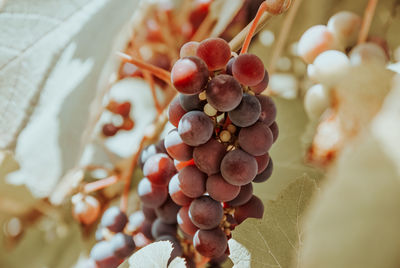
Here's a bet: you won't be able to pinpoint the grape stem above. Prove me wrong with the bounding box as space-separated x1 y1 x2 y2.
84 175 120 193
357 0 379 44
240 2 267 54
116 51 172 86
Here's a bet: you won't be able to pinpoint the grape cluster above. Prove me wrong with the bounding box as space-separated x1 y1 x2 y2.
90 207 136 268
102 100 135 137
136 37 278 264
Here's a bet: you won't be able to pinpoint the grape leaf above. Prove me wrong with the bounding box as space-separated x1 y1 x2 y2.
229 175 318 268
2 0 140 198
129 241 175 268
298 132 400 268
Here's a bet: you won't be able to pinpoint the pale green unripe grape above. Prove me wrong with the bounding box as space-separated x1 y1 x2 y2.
349 43 388 66
327 11 362 48
304 84 331 120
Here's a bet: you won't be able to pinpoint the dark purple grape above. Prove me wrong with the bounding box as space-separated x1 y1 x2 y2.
168 174 193 206
141 204 157 221
220 149 257 186
156 235 183 261
177 206 198 237
101 206 128 233
164 129 193 161
193 138 226 175
151 218 177 238
253 158 273 183
232 54 265 86
137 177 168 208
228 93 261 127
178 111 214 146
168 97 186 128
234 195 264 224
140 219 154 240
225 57 235 75
110 233 136 259
171 56 209 95
206 174 240 202
189 196 223 229
269 121 279 143
196 38 231 71
178 166 207 198
238 122 273 156
179 93 205 111
225 183 253 207
193 228 228 258
250 70 269 94
206 74 243 112
255 153 270 174
143 153 176 186
90 241 121 268
257 95 277 126
155 197 181 224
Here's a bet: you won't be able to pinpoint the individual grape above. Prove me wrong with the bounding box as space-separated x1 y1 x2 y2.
209 254 228 266
257 95 277 126
253 158 273 183
193 228 228 258
180 41 200 58
327 11 361 48
164 129 193 161
151 218 177 238
225 183 253 207
178 166 207 198
238 122 273 156
95 228 104 241
102 123 119 137
179 93 205 111
349 42 387 66
221 149 257 186
234 195 264 224
225 57 235 75
206 74 243 112
193 138 226 175
143 153 176 186
367 36 390 59
101 206 128 233
140 219 154 240
141 204 157 221
250 70 269 94
232 54 265 86
171 56 209 95
255 153 270 174
189 196 223 229
137 178 168 208
312 50 350 86
71 193 100 225
168 97 186 128
177 206 198 237
126 211 146 234
168 174 193 206
228 93 261 127
196 38 231 71
297 25 339 64
110 233 136 259
206 174 240 202
155 197 181 224
138 144 158 169
90 241 121 268
178 111 214 146
269 121 279 143
156 235 183 261
304 84 330 119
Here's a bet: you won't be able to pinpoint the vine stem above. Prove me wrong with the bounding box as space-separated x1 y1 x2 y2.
268 0 303 74
84 175 120 194
357 0 379 44
116 51 172 86
240 2 267 54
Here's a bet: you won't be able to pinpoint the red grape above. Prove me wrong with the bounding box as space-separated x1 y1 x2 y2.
193 228 227 258
234 195 264 224
189 196 223 230
238 122 273 156
221 149 257 186
196 38 231 71
228 93 261 127
178 165 206 198
178 111 214 146
206 74 243 112
137 178 168 208
232 54 265 86
206 174 240 202
143 153 176 186
193 138 226 175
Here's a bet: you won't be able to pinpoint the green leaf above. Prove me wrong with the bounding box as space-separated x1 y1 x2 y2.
298 133 400 268
229 175 318 268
